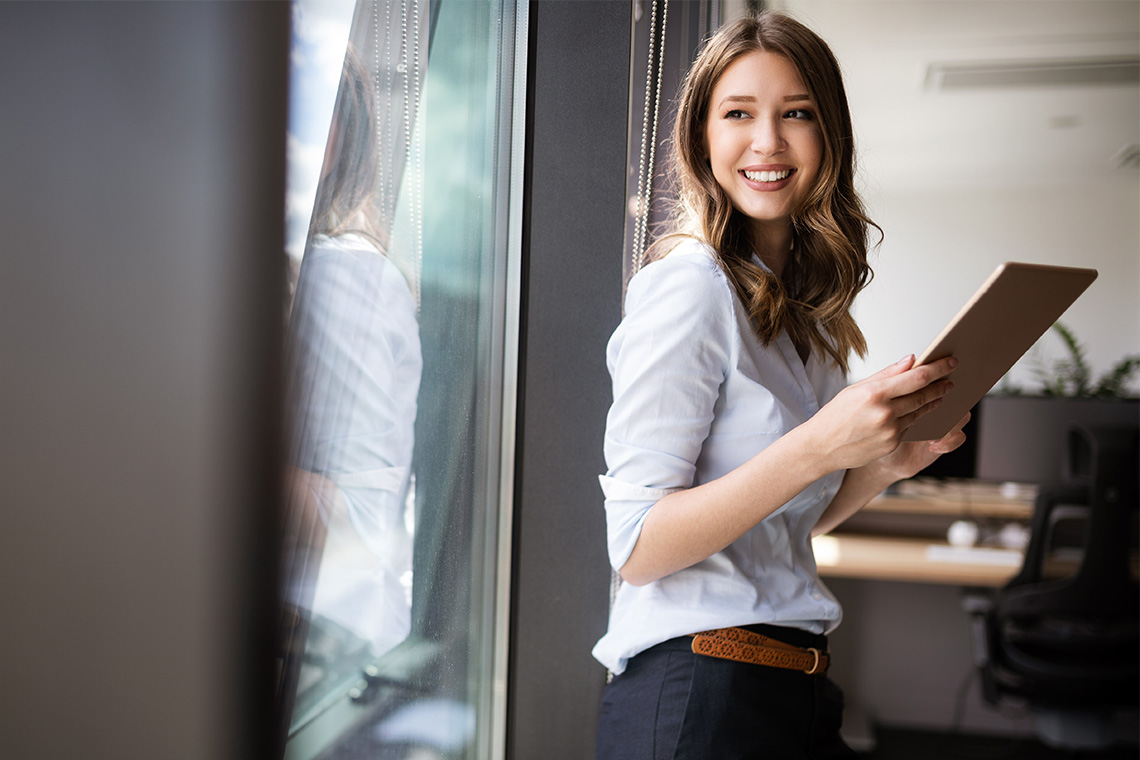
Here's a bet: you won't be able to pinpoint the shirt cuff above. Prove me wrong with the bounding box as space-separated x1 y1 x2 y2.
598 474 682 571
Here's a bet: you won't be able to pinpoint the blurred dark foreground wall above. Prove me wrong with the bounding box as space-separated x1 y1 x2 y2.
0 3 288 758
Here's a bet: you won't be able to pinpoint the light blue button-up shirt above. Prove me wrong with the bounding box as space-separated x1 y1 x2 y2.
593 238 847 675
286 233 421 657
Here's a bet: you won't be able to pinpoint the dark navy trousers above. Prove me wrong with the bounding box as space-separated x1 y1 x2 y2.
596 624 857 760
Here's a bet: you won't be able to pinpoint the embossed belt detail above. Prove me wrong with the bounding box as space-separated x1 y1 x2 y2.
689 627 829 675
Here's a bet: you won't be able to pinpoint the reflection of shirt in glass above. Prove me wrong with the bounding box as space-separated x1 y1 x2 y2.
593 239 847 676
287 232 421 657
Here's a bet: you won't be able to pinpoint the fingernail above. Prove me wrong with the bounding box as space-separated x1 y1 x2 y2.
898 354 913 366
948 357 959 369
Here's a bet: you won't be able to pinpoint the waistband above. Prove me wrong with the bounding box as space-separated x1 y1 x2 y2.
645 623 827 653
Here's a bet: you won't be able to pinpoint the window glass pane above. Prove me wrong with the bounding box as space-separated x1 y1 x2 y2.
276 1 521 757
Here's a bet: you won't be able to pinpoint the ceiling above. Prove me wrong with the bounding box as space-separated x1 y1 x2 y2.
763 0 1140 191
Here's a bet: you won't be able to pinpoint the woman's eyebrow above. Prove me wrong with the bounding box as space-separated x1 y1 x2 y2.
717 94 756 107
716 93 813 108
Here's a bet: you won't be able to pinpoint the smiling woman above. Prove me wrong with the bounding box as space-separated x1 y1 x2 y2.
593 12 969 758
657 10 875 373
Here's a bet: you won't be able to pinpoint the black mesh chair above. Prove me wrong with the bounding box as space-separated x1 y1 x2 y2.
979 424 1139 751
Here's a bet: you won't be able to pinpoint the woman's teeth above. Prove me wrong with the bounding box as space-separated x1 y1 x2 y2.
743 169 790 183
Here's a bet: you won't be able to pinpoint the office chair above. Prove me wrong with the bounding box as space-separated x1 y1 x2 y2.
976 424 1139 751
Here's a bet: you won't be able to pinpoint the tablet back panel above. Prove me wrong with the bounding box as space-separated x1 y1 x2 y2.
903 262 1098 442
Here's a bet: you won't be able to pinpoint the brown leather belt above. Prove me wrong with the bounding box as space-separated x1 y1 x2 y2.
689 627 829 675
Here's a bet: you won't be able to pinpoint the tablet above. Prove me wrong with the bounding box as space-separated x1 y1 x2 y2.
902 262 1098 442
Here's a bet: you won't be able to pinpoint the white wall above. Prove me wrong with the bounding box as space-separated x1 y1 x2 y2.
852 175 1140 392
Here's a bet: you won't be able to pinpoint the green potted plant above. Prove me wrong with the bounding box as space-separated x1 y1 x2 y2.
1017 323 1139 399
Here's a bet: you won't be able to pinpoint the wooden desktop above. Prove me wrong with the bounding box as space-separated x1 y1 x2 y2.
814 479 1035 587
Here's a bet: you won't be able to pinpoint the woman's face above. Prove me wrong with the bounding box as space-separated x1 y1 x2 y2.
705 51 823 240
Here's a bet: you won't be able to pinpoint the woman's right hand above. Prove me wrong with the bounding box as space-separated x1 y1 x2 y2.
802 354 958 474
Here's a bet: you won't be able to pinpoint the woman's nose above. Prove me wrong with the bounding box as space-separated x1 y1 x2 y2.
751 118 785 156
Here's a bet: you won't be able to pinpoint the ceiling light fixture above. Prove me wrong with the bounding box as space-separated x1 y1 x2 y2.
926 57 1140 91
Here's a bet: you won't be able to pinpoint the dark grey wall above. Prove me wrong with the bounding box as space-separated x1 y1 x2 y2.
508 1 631 757
0 3 287 758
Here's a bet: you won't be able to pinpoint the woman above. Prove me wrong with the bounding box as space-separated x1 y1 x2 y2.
284 44 421 660
594 12 967 759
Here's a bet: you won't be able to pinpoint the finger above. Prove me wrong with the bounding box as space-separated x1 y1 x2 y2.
928 412 971 453
896 393 944 431
895 378 954 419
855 355 915 386
881 356 958 398
929 428 967 455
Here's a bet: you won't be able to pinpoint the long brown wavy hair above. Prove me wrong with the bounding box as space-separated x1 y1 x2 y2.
650 12 879 373
310 44 386 253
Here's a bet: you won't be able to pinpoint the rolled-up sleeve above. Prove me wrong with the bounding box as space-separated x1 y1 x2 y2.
601 248 734 570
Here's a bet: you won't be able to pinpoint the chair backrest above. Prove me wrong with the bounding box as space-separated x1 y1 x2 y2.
984 424 1139 708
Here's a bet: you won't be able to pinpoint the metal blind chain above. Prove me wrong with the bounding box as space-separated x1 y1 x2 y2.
401 0 424 312
630 0 669 276
411 0 423 312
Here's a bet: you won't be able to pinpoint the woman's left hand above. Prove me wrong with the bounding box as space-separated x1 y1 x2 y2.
875 412 971 482
811 411 971 538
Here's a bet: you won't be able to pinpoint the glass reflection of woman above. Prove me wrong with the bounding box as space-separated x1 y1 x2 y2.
285 44 421 659
594 13 968 759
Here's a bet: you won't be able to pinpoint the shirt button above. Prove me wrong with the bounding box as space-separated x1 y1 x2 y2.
811 591 823 601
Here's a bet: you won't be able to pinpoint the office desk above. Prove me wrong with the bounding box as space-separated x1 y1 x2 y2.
813 533 1023 586
814 482 1035 587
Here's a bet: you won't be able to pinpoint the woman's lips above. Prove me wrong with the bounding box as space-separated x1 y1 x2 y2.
740 167 794 190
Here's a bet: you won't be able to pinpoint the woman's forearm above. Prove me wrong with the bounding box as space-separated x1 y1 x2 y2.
618 424 829 586
810 461 894 538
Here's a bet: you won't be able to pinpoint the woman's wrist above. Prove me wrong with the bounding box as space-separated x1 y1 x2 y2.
851 454 904 494
779 419 841 483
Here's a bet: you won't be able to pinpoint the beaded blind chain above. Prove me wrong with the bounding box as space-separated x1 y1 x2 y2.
629 0 669 277
365 0 422 312
368 0 424 313
406 0 424 313
372 1 388 223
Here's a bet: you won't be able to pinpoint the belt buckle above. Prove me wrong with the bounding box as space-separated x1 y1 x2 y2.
803 647 822 675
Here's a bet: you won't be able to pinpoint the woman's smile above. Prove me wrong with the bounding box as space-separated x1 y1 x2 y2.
738 166 793 182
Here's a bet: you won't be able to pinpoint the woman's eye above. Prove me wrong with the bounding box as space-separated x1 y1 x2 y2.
724 109 749 120
785 108 814 120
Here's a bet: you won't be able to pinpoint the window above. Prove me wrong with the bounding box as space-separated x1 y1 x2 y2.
275 1 526 756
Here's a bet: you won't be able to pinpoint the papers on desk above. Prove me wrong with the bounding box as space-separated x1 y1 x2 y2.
924 544 1023 567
